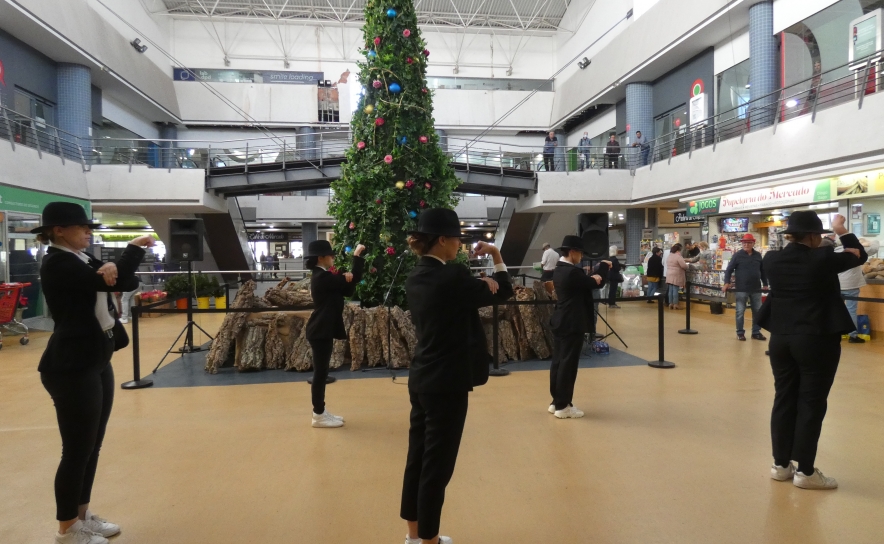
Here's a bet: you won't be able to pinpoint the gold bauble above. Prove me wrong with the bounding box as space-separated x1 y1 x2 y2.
364 104 374 114
395 181 405 189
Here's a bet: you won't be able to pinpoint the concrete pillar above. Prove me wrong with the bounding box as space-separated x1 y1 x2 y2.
56 63 91 158
625 83 654 167
626 208 646 264
299 126 317 160
158 123 178 169
302 222 318 249
435 129 448 153
749 1 778 131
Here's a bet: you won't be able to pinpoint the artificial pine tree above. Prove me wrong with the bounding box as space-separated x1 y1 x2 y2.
328 0 460 308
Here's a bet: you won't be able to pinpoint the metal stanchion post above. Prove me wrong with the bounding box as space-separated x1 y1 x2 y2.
679 280 698 335
121 306 154 389
489 303 509 376
649 292 676 369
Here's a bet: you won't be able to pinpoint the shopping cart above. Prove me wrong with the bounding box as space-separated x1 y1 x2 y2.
0 282 31 349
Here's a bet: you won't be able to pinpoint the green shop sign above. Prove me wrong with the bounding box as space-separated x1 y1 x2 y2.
0 185 91 217
687 198 720 216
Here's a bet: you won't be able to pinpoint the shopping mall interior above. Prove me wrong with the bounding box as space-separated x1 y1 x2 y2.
2 0 884 542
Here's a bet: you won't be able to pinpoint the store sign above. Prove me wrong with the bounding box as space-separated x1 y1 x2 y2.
174 68 324 85
0 185 91 217
674 211 702 224
850 10 881 63
687 198 720 216
689 93 707 126
717 181 831 213
248 232 288 241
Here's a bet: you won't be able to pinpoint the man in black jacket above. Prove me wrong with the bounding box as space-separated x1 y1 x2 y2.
723 233 768 341
548 235 610 419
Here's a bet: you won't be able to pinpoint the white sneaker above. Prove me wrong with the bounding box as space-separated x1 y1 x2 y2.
81 512 121 538
793 468 838 490
405 536 452 544
324 410 345 422
312 411 344 428
554 406 585 419
119 318 129 324
55 521 108 544
548 404 555 414
770 463 796 481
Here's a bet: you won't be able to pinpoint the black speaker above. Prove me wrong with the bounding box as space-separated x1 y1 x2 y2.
576 213 609 259
169 218 205 262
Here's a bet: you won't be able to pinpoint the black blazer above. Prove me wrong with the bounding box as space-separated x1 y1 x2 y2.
646 254 664 278
550 260 609 337
758 234 867 335
39 245 145 373
406 257 513 394
305 256 365 340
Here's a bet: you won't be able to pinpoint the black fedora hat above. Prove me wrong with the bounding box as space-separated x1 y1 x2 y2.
557 235 585 253
408 208 470 238
782 210 832 235
305 239 335 258
30 202 100 234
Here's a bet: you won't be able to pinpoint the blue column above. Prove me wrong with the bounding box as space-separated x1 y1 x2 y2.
56 63 91 158
299 126 317 160
625 83 653 168
626 208 646 264
159 123 177 168
749 1 778 131
302 222 318 249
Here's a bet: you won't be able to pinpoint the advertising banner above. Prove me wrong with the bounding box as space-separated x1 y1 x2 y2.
174 68 324 85
717 181 831 214
0 185 91 217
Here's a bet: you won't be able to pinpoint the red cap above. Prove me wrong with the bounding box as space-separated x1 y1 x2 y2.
740 234 756 242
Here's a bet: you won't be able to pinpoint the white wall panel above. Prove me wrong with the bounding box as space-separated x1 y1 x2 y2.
773 0 841 33
86 0 172 73
555 0 633 91
174 82 318 124
565 108 617 145
714 28 750 74
433 90 553 129
102 95 160 139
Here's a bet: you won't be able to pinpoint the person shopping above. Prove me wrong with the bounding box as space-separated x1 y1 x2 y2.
759 212 866 490
34 202 153 544
549 235 609 419
645 247 664 303
304 240 366 428
400 208 513 544
665 244 688 309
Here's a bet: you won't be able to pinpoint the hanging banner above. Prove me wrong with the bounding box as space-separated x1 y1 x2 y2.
174 68 324 85
0 185 91 217
717 180 831 213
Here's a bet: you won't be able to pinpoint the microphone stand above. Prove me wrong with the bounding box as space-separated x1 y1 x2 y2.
364 251 409 380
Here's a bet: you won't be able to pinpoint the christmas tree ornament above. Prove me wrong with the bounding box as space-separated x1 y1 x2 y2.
367 50 377 59
349 222 356 229
420 200 426 207
389 82 402 93
423 49 430 57
403 29 411 37
370 267 377 273
405 180 415 188
356 141 366 150
406 57 413 64
397 136 407 145
345 246 352 253
395 181 405 189
372 79 382 89
364 104 374 114
419 135 428 144
386 8 397 17
384 154 393 164
409 211 417 218
386 247 396 255
375 198 382 204
374 36 381 46
375 117 385 126
421 87 428 94
425 182 432 189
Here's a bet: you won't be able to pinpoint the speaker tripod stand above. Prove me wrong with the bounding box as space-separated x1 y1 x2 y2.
152 260 215 374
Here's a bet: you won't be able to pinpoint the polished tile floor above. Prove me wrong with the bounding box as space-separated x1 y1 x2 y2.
2 304 883 543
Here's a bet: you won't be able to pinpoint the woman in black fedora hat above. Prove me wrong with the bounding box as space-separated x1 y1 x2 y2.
548 235 610 418
399 208 513 544
304 239 365 428
758 211 866 490
33 202 154 544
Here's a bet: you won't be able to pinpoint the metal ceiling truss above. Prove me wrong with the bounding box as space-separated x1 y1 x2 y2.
155 0 571 32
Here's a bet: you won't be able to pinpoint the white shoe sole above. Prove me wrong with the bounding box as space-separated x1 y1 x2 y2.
312 420 344 428
548 404 555 414
770 467 795 481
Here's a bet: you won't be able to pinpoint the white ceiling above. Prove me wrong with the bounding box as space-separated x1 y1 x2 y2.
156 0 571 32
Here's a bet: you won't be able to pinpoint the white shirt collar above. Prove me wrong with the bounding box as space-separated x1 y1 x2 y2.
51 243 90 264
425 254 446 265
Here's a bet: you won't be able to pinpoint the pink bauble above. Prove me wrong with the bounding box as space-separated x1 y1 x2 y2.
357 141 366 150
406 57 413 65
372 79 382 89
423 49 430 57
370 267 377 273
403 29 411 37
376 118 385 126
419 200 426 208
384 154 393 164
386 247 395 255
376 199 382 204
424 182 432 189
349 222 355 230
374 37 381 46
405 180 415 189
421 88 428 94
419 135 428 144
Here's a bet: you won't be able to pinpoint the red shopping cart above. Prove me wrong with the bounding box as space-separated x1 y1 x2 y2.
0 282 31 349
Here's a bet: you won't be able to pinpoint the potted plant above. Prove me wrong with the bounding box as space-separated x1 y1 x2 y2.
211 277 227 309
164 274 192 310
193 273 214 310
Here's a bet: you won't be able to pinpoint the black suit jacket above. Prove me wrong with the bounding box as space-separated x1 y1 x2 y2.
39 245 145 373
406 257 513 394
758 234 867 335
305 256 365 340
550 260 609 337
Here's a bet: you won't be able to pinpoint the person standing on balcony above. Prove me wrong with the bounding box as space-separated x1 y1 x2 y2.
604 133 620 168
540 242 559 282
543 131 558 171
577 132 591 170
723 233 768 341
631 130 649 166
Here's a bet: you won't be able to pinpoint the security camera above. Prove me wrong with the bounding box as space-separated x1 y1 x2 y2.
130 38 148 53
578 57 591 69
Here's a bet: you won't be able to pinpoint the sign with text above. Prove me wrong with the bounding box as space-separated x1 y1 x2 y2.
686 198 721 216
689 93 707 126
174 68 324 85
674 211 703 224
0 186 91 217
717 181 831 214
850 10 881 64
248 232 289 241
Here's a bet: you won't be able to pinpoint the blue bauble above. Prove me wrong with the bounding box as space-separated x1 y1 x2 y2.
345 245 352 253
408 211 417 218
386 8 397 17
367 50 377 59
389 82 402 93
397 136 407 145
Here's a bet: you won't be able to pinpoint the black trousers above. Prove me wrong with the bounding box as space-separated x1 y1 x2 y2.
606 154 619 168
41 348 115 521
308 338 334 414
543 153 554 171
540 270 554 282
607 281 620 305
769 333 841 471
400 391 469 540
550 333 584 410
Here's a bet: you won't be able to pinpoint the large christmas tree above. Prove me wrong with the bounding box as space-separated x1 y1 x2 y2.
328 0 461 308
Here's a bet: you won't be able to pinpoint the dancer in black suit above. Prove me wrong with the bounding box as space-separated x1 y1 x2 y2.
400 208 513 544
304 240 365 428
759 212 866 489
548 235 610 419
34 202 153 544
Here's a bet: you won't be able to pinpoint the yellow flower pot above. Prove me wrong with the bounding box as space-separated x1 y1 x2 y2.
196 296 211 310
214 296 227 309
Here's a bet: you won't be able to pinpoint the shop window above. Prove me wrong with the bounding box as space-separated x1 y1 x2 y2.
716 59 751 119
653 106 688 161
11 89 56 151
